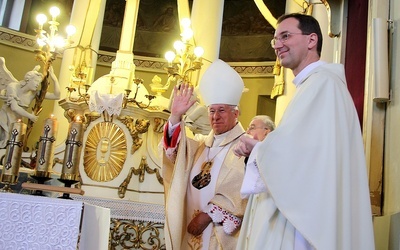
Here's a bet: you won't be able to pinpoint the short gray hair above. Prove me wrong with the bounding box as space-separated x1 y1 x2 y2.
252 115 275 131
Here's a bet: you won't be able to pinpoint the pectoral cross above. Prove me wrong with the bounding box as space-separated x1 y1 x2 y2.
4 129 23 170
65 128 82 169
38 125 55 165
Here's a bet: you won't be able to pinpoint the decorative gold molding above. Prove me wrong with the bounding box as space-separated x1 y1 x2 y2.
118 116 150 154
118 156 163 199
110 219 165 250
320 0 342 38
153 118 167 133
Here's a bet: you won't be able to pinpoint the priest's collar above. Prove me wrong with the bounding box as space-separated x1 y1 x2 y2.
293 60 327 87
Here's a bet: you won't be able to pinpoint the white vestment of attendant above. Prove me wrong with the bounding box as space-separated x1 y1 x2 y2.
237 63 375 250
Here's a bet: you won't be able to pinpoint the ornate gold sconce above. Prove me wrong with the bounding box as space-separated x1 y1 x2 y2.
123 78 156 109
66 46 96 104
118 116 150 154
164 18 204 87
118 156 163 199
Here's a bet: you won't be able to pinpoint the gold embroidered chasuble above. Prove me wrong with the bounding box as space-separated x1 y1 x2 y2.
162 121 247 250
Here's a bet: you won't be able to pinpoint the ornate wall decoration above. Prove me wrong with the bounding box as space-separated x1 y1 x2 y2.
118 156 163 199
110 219 165 250
83 122 127 182
118 116 150 154
153 118 167 133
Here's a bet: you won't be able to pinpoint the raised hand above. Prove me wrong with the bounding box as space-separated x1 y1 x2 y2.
169 83 197 125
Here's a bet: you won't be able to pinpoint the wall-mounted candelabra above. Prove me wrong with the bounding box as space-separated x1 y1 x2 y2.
66 46 95 104
164 18 204 86
123 78 156 109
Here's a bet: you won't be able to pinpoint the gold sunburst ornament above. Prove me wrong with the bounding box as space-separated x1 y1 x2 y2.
84 122 127 182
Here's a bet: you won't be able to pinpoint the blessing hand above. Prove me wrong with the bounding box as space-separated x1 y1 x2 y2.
169 83 196 125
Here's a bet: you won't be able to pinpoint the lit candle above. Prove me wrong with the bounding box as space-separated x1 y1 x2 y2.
34 115 58 178
1 120 27 185
61 116 83 181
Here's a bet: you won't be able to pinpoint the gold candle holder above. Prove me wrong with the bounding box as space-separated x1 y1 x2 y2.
1 120 27 192
33 115 58 179
58 116 83 199
60 116 83 182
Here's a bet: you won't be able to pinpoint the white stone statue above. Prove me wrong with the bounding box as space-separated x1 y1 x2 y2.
0 57 61 148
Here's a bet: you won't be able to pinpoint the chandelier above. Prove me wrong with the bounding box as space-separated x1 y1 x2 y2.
34 6 76 63
164 18 204 86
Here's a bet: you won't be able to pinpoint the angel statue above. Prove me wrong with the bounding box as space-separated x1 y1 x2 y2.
0 57 60 148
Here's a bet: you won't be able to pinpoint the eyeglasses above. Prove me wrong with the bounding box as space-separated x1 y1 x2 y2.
247 126 268 131
270 32 310 48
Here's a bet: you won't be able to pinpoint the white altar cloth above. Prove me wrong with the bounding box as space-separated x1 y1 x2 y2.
0 193 82 250
0 193 110 250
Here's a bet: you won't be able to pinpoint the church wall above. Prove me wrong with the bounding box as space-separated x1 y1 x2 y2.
382 0 400 216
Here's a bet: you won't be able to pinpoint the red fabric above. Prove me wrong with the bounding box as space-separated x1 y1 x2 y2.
163 123 181 148
344 0 368 127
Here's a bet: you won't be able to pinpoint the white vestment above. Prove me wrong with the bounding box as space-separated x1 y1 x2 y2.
163 122 247 250
237 63 375 250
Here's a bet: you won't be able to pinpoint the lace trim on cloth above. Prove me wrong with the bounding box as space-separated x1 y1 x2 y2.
205 203 241 234
89 90 124 116
0 193 83 250
71 195 165 223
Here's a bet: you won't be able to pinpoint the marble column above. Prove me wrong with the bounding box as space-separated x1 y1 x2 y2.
191 0 224 71
52 0 106 146
274 1 304 125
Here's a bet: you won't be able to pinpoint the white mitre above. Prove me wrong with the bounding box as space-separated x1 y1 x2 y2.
199 59 244 106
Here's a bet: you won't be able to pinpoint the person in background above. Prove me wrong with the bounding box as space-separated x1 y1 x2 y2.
234 13 374 250
242 115 275 165
162 59 248 249
246 115 275 141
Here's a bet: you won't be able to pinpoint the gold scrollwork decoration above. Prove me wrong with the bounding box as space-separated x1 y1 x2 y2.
153 117 167 133
118 156 163 198
63 108 101 131
118 116 150 154
110 219 165 250
83 122 127 182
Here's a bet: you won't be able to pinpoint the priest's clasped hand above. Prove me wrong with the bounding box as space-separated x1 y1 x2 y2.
233 134 258 157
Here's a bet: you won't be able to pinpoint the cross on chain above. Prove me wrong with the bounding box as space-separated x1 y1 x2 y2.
4 129 23 170
65 128 82 169
38 125 55 165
